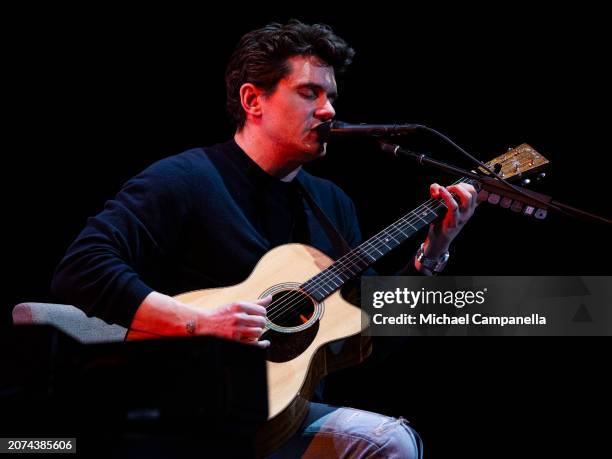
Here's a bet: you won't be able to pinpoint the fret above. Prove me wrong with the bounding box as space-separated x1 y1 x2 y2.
395 226 409 237
405 221 419 232
343 262 359 274
412 211 429 225
361 249 376 262
386 232 401 244
398 221 417 235
374 231 399 247
379 240 392 250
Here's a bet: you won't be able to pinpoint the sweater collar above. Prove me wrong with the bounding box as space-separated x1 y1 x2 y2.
224 139 303 185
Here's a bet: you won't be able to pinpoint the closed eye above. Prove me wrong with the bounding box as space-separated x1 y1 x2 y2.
298 88 317 100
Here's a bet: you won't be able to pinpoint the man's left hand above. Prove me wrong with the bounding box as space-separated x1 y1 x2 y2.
424 182 479 258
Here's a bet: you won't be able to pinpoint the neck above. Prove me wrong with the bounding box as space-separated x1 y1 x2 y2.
234 127 302 179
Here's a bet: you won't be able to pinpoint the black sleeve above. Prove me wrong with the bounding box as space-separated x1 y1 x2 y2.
51 158 194 327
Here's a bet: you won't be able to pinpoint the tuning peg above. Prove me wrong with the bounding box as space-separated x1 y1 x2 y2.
521 178 531 186
511 201 524 212
500 197 512 208
536 172 546 181
487 193 500 205
523 205 535 217
534 209 547 219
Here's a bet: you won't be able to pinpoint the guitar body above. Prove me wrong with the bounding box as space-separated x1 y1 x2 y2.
127 243 372 454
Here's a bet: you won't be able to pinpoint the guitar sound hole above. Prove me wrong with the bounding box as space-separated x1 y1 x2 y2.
267 289 315 328
262 288 319 363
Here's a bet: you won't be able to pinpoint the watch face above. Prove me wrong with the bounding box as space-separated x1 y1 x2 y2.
416 244 449 273
420 257 439 270
422 254 449 272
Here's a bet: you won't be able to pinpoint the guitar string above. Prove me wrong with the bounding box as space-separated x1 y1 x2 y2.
265 177 473 324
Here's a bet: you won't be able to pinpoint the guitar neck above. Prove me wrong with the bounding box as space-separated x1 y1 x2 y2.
301 177 474 302
299 143 549 302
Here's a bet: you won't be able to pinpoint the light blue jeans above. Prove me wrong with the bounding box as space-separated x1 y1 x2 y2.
267 402 423 458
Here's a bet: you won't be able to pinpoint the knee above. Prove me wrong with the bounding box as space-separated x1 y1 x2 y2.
377 418 422 459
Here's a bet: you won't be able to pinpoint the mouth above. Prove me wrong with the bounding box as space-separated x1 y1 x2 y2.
307 128 321 139
311 121 332 142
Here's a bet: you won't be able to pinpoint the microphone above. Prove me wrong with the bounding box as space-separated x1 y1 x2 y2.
315 120 422 141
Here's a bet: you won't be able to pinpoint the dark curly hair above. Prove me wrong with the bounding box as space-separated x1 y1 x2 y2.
225 20 355 129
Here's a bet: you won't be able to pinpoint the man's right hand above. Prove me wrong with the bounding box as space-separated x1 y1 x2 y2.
198 295 272 348
132 291 272 348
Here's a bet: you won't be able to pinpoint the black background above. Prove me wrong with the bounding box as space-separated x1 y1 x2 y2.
4 4 611 457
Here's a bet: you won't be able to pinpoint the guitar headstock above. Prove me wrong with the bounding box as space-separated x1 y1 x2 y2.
479 143 549 181
476 144 551 220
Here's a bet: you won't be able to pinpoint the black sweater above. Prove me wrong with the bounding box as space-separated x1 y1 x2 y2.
52 140 370 328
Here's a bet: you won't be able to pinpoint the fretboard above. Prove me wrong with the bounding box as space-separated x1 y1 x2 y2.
301 178 472 302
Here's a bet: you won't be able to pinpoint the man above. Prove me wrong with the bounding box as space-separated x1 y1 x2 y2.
53 20 478 458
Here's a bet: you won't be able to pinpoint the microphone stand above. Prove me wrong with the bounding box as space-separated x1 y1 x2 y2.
378 141 612 226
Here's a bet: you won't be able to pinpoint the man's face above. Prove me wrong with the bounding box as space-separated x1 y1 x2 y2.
259 55 337 161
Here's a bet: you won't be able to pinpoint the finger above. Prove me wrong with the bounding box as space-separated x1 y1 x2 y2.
456 183 478 208
437 186 459 213
255 295 273 306
235 301 268 316
429 183 442 199
462 183 478 198
251 339 271 349
236 313 267 328
238 326 265 339
447 184 472 211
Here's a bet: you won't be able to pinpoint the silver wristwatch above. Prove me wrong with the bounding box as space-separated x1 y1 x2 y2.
415 243 450 273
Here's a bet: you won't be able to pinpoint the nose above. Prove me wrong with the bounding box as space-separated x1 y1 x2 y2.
315 98 335 122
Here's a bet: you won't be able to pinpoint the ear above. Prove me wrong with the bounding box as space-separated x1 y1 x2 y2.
239 83 263 120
